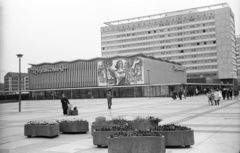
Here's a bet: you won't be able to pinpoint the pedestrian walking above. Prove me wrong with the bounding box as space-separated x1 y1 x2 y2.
214 89 222 105
172 90 177 100
61 93 70 115
183 89 187 99
226 88 230 100
178 90 183 100
107 90 112 109
229 88 233 100
206 90 214 106
222 88 226 100
234 89 239 100
195 88 198 95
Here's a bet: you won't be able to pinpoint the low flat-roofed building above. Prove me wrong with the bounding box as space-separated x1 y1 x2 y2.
28 54 187 99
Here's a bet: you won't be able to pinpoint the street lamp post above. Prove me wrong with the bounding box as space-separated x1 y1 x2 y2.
147 70 150 98
17 54 23 112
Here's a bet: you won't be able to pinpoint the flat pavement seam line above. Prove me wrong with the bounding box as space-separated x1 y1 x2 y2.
168 100 239 124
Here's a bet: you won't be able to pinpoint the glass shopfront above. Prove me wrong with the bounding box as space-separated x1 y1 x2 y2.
29 85 171 100
28 83 233 100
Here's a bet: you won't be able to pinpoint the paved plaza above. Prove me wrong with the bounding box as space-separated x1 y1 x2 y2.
0 95 239 153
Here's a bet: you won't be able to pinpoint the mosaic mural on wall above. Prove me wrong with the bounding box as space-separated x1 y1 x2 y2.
97 57 144 86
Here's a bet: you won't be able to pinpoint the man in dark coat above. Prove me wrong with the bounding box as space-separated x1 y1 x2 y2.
107 90 112 109
229 88 233 100
172 90 177 100
222 88 226 100
226 88 230 100
61 93 70 115
178 90 183 100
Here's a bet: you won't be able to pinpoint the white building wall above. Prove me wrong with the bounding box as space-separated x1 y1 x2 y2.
236 36 240 83
101 3 236 80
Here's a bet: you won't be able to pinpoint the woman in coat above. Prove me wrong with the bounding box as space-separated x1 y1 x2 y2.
61 93 70 115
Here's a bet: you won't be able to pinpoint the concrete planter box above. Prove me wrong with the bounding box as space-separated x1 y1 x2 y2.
108 136 165 153
127 121 158 131
24 124 60 138
91 121 118 135
92 131 119 147
155 130 194 147
60 121 89 133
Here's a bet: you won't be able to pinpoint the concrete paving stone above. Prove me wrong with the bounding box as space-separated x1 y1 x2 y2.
190 133 240 153
0 138 45 149
0 95 239 153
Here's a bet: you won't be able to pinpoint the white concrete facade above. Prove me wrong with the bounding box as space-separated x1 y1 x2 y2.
236 35 240 83
4 72 29 92
101 3 237 81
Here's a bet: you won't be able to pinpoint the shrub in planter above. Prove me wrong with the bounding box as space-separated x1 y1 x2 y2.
127 116 162 131
91 117 127 135
93 126 134 147
91 121 117 136
108 131 165 153
151 124 194 148
59 118 89 133
108 117 129 127
95 116 106 122
24 120 60 138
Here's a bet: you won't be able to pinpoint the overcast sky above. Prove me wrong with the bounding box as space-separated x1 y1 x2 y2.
0 0 239 83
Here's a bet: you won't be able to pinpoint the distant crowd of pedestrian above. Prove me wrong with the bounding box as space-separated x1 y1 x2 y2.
171 87 239 106
172 89 186 100
172 88 200 100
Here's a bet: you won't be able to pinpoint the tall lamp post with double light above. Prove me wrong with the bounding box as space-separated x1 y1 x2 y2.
17 54 23 112
147 70 150 98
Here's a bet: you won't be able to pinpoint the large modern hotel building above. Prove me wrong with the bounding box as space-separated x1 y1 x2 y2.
101 3 237 85
236 35 240 84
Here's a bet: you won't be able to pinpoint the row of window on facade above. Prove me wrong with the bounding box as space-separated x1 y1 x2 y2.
160 46 216 55
102 21 215 40
102 30 216 52
164 53 217 61
4 86 29 91
103 37 216 51
102 32 216 49
103 33 217 47
4 77 28 81
103 41 217 56
180 59 217 65
187 73 217 78
186 65 217 70
103 48 217 61
101 15 215 34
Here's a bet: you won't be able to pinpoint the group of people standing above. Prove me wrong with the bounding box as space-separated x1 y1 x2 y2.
221 88 239 100
206 89 222 106
206 88 239 106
